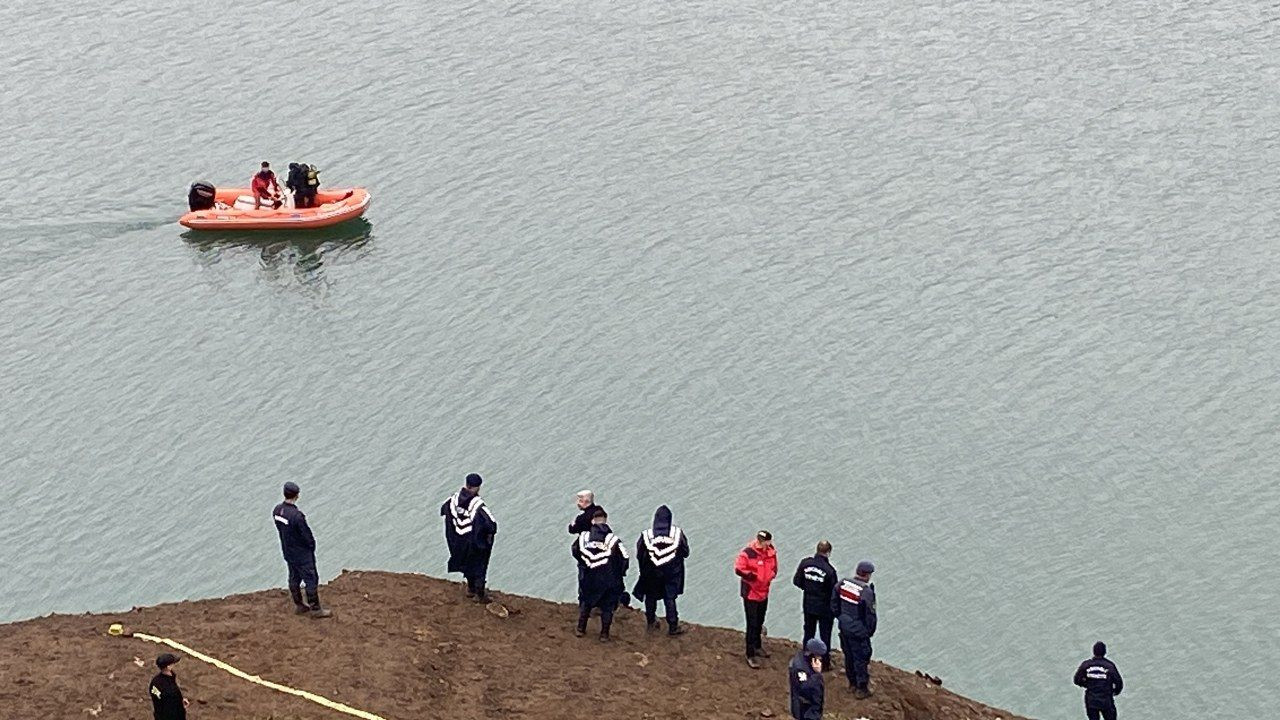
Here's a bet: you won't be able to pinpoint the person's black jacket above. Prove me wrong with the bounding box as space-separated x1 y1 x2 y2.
569 503 599 534
272 501 316 564
285 163 305 193
792 554 837 617
571 523 629 607
149 672 186 720
788 651 824 720
633 505 690 601
831 576 877 638
440 488 497 572
1074 657 1123 708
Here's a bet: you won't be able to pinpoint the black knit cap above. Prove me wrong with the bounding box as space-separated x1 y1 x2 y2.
465 473 483 488
1093 641 1107 657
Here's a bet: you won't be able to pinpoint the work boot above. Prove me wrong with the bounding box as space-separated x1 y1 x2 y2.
309 608 333 619
474 584 488 603
667 621 686 636
293 604 311 615
599 629 611 642
756 646 771 658
853 687 871 699
574 622 587 637
647 618 661 631
746 656 761 670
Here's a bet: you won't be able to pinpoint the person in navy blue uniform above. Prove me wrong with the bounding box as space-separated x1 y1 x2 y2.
633 505 690 636
272 482 331 618
788 638 826 720
568 490 599 534
440 473 498 602
1074 641 1123 720
571 507 629 641
793 540 837 671
832 560 876 697
148 653 188 720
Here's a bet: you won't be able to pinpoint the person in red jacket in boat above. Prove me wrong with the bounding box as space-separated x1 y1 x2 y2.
251 161 282 209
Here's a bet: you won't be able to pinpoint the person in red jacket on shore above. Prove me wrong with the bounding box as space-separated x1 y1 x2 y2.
251 161 282 209
735 530 778 668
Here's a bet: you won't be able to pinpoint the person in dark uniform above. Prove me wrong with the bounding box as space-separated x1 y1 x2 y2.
284 163 306 207
568 490 598 534
1074 641 1123 720
148 653 188 720
788 639 826 720
633 504 690 636
271 482 331 618
571 507 629 641
793 540 837 671
832 560 876 697
440 473 498 602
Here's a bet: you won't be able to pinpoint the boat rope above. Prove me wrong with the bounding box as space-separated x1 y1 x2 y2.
125 629 387 720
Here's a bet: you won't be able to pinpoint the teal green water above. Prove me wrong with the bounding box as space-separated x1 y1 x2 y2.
2 2 1277 718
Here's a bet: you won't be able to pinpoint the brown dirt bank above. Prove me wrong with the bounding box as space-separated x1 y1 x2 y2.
0 571 1029 720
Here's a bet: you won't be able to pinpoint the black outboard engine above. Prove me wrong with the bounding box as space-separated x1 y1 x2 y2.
188 181 216 211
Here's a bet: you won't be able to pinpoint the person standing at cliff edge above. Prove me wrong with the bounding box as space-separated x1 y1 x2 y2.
788 639 827 720
832 560 876 697
272 482 332 618
572 507 629 641
793 540 837 671
441 473 498 602
569 490 599 534
633 504 690 636
735 530 778 668
1074 641 1123 720
148 653 188 720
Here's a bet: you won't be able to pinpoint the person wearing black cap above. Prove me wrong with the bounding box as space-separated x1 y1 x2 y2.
271 482 332 618
148 653 188 720
832 560 877 697
793 540 837 671
440 473 498 602
571 507 629 641
633 504 690 636
788 638 827 720
1074 641 1123 720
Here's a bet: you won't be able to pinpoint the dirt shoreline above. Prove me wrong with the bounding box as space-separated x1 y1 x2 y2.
0 570 1028 719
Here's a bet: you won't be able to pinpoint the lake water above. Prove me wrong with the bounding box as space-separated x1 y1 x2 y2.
2 1 1277 718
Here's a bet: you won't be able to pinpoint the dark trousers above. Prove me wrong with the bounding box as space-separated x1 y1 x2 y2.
839 632 872 689
578 602 614 634
803 613 834 669
463 548 491 595
297 190 316 208
1086 705 1117 720
645 592 679 624
287 558 320 610
744 597 768 656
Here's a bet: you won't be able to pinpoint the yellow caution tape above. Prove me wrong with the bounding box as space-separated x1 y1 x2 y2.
128 631 387 720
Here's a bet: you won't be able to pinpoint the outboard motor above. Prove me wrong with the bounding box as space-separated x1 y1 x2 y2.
188 181 216 211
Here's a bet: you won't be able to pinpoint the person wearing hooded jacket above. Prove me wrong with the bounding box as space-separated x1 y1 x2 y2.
788 638 827 720
571 507 629 641
734 530 778 668
832 560 877 697
633 504 690 636
1073 641 1123 720
440 473 497 602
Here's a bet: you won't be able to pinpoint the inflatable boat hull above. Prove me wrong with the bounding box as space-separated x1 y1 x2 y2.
179 188 371 230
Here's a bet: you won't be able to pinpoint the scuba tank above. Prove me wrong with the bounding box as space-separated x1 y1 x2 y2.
187 181 216 211
305 165 320 188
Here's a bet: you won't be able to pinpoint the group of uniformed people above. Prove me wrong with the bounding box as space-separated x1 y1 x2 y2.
142 476 1127 720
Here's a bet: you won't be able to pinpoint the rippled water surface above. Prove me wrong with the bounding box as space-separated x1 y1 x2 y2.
3 1 1278 718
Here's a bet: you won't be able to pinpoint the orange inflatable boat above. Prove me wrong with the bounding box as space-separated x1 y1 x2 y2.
179 187 371 230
